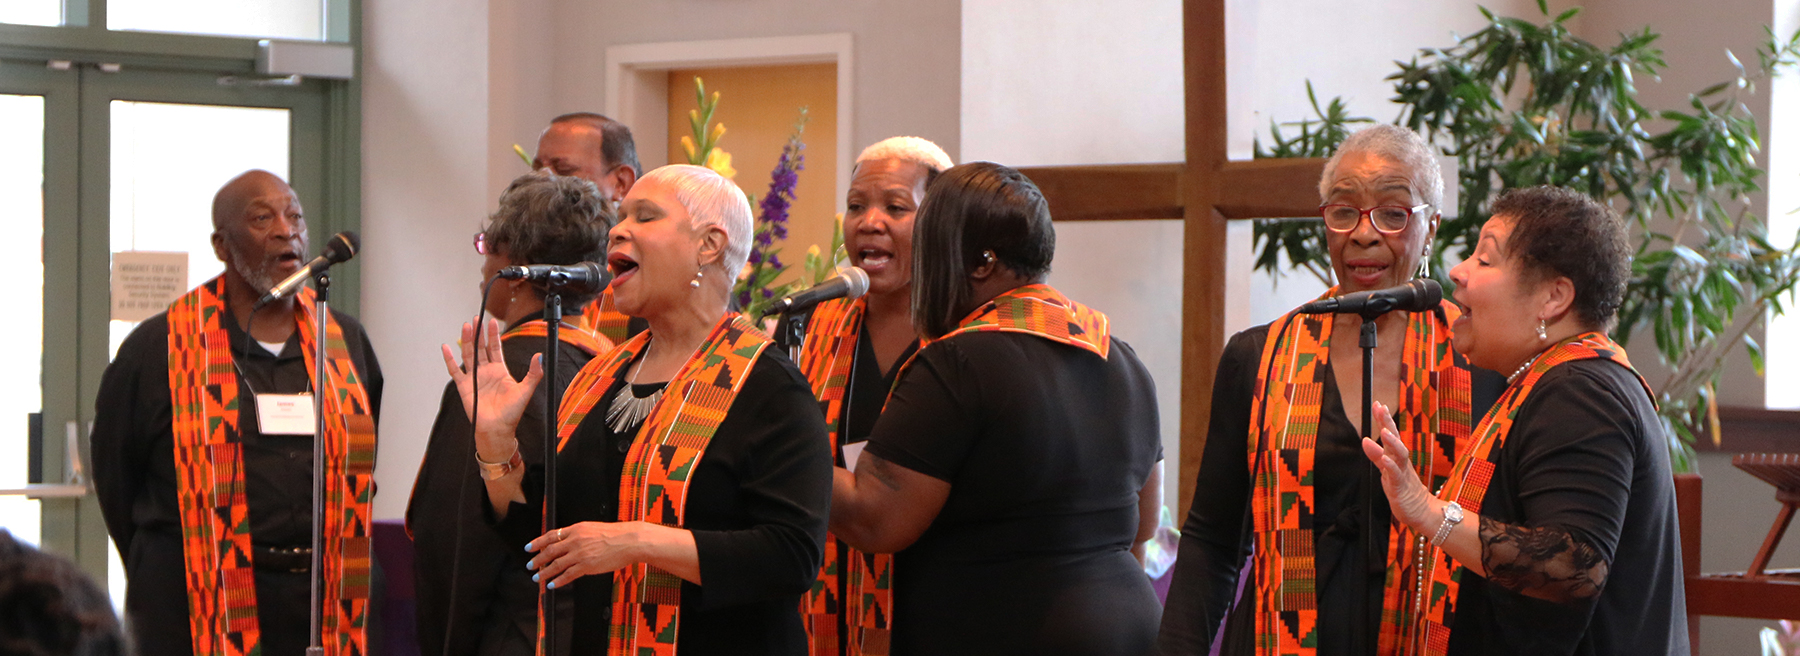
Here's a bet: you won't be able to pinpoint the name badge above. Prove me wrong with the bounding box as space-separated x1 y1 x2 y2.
255 394 316 435
841 441 868 473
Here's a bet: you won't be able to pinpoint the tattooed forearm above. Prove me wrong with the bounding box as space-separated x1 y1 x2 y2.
1478 515 1608 604
862 454 904 492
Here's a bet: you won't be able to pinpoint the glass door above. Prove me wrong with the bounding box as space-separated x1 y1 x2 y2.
0 55 336 598
0 60 78 551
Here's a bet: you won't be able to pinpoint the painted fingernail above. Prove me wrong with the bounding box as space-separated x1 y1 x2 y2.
546 581 557 590
532 573 540 582
526 560 536 571
524 543 535 552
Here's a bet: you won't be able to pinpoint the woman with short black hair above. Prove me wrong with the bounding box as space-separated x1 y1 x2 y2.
829 161 1165 655
1363 185 1688 655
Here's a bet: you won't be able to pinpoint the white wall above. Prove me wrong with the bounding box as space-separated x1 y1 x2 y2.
362 0 495 521
1766 0 1800 410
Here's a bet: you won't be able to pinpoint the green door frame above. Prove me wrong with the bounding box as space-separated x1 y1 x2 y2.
0 0 361 583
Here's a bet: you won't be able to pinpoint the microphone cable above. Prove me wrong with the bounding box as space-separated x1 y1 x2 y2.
441 276 500 656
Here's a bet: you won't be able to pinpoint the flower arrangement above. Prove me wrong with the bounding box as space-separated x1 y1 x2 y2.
678 76 845 319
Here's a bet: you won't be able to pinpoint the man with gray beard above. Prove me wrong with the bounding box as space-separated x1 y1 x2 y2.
92 170 384 656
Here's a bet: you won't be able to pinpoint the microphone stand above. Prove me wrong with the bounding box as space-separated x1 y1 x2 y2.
541 292 564 656
306 271 330 656
772 309 807 362
1358 313 1379 656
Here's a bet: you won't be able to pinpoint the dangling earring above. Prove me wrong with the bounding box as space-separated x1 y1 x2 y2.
690 268 704 289
1536 319 1548 340
1418 246 1430 278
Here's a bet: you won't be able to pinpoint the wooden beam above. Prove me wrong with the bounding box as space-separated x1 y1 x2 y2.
1217 158 1328 219
1178 0 1229 522
1017 164 1182 221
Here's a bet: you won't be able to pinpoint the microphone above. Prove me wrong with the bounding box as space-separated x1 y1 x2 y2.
497 261 612 297
763 267 871 317
251 231 360 311
1298 278 1442 317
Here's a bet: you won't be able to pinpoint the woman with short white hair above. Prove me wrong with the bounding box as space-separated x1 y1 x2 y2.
445 164 833 655
797 135 952 656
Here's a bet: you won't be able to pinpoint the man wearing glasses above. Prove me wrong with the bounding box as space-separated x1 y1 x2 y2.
1156 125 1505 656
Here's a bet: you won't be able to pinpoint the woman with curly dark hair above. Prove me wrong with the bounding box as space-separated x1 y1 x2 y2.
408 172 614 656
1362 185 1688 655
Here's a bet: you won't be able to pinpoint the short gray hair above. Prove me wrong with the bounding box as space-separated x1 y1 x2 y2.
855 136 954 174
638 164 753 276
1318 124 1444 211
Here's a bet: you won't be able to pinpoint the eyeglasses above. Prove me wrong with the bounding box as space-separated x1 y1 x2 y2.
473 232 488 255
1318 203 1430 234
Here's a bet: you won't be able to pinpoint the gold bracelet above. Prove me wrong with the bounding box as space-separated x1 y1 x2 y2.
476 443 521 481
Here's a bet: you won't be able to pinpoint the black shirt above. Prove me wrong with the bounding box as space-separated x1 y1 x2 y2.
92 308 383 656
838 324 917 448
490 348 832 655
1156 322 1503 656
862 332 1164 656
408 314 596 656
1445 358 1688 656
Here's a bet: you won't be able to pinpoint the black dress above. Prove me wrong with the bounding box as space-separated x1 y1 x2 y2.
1445 359 1688 656
408 314 596 656
489 348 832 655
92 309 383 656
861 332 1164 656
1156 323 1503 656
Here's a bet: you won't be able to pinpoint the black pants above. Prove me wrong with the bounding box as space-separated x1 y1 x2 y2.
124 535 385 656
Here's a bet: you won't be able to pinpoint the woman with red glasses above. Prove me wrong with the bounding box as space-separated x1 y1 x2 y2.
408 172 614 656
1157 125 1505 656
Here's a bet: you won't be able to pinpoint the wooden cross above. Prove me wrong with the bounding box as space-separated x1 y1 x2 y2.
1018 0 1326 518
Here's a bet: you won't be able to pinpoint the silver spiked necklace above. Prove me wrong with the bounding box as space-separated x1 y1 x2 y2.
606 349 664 434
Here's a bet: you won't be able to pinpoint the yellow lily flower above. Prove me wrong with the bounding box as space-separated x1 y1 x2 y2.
705 148 736 179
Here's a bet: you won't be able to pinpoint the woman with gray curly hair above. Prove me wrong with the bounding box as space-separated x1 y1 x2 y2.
444 164 832 654
1158 124 1507 656
409 172 614 656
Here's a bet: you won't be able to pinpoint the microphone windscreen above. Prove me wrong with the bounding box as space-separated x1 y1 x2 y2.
324 231 360 263
842 267 870 299
1408 278 1443 311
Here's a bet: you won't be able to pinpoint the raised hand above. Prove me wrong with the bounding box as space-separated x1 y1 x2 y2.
1360 401 1436 534
441 317 545 460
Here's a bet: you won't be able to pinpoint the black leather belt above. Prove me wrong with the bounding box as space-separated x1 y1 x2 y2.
253 545 313 573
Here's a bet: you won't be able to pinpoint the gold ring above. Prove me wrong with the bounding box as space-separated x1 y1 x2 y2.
558 528 565 540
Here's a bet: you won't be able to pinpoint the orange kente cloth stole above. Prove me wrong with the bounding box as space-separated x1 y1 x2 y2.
573 288 633 345
1245 292 1474 656
166 276 377 656
505 319 613 357
535 313 771 656
1405 332 1648 656
796 297 922 656
927 283 1109 359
